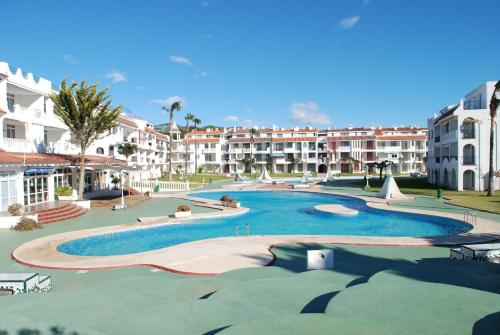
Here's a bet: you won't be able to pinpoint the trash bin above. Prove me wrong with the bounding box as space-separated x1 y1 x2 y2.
154 185 160 192
437 188 442 199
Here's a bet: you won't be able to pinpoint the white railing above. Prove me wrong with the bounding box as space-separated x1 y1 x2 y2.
3 138 30 151
129 180 190 192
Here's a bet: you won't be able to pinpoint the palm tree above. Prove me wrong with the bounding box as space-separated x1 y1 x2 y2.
117 142 137 161
50 80 121 200
162 101 182 181
183 113 194 176
192 117 202 174
487 80 500 196
249 128 260 175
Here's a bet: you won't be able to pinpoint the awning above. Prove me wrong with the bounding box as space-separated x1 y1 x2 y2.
24 167 55 175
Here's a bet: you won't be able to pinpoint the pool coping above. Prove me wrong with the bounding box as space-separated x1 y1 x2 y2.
11 188 500 276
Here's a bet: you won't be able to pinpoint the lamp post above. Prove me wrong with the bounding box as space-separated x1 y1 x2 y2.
365 164 370 189
120 169 125 209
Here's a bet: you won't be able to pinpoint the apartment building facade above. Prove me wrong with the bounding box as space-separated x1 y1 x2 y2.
184 126 427 175
0 62 167 211
427 81 500 191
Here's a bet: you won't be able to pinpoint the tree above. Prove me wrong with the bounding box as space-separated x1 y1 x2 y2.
249 128 260 175
192 117 202 174
117 142 137 160
183 113 194 176
366 160 392 181
50 80 121 200
162 101 182 181
487 80 500 196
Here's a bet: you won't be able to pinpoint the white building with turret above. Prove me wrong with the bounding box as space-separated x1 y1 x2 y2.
427 81 499 191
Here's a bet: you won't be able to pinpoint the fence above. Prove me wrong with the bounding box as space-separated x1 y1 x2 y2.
129 180 190 192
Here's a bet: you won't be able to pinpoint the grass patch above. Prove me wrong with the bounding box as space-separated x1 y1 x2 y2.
355 177 500 214
242 172 317 178
161 173 233 184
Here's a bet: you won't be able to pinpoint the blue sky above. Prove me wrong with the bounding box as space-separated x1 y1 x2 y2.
1 0 499 129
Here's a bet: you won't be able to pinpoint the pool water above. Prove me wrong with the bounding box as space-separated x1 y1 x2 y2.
58 191 471 256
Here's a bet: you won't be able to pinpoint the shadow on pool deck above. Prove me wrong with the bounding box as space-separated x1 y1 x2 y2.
237 243 500 334
265 244 500 294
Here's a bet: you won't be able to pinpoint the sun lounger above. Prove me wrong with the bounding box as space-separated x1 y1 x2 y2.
450 243 500 262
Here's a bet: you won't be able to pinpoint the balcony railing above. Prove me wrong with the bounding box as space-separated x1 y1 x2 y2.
464 100 483 110
4 137 30 151
462 131 475 139
462 155 476 165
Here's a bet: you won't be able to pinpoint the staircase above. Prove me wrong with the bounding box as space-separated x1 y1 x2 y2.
36 203 87 224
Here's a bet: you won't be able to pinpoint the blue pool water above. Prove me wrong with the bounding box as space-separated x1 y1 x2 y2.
58 191 472 256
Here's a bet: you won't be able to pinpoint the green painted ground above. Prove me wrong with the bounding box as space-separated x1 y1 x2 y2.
0 183 499 335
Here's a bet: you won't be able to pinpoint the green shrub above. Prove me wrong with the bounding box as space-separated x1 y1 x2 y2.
55 186 73 197
176 204 191 212
7 203 23 216
12 217 42 231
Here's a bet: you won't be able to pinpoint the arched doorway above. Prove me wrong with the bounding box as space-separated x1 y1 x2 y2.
318 164 328 173
463 170 475 190
451 169 457 189
443 168 449 188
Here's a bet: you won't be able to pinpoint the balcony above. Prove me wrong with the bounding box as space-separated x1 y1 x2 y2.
464 100 483 110
462 155 476 165
462 131 475 139
3 137 30 151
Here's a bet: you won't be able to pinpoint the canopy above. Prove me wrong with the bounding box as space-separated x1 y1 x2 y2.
376 176 411 200
258 166 272 180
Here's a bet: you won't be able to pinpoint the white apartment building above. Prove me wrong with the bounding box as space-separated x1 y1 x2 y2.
427 81 499 191
183 126 427 175
327 126 427 174
0 61 167 211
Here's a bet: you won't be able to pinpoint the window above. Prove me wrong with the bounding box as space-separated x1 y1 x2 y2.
0 172 17 211
7 93 14 112
390 141 398 147
44 130 48 145
6 125 15 139
96 147 104 155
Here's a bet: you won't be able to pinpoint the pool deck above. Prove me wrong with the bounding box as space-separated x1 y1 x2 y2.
12 187 500 275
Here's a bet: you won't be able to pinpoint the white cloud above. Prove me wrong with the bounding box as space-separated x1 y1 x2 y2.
169 55 208 77
289 102 332 127
152 96 186 107
106 69 127 83
242 119 261 128
362 0 370 8
223 115 239 122
337 15 361 30
63 54 80 64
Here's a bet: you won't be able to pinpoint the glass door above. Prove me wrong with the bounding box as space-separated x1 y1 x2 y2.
24 175 49 206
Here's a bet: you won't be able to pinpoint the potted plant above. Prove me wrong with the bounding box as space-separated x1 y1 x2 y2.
174 204 192 218
55 186 75 201
111 176 121 190
7 203 23 216
220 195 240 208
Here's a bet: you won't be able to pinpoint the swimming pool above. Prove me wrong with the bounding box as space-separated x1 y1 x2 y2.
58 191 472 256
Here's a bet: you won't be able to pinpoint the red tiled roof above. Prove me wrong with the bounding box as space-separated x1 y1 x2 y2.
144 127 168 140
227 128 318 134
376 135 427 140
0 152 126 166
183 138 220 144
328 136 376 141
329 126 426 132
188 130 225 135
117 116 138 128
0 107 6 113
229 137 317 143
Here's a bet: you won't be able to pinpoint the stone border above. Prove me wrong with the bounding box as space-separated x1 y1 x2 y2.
11 187 500 276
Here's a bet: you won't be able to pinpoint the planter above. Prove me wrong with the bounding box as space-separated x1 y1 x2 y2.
221 201 240 208
57 195 76 201
174 211 191 218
